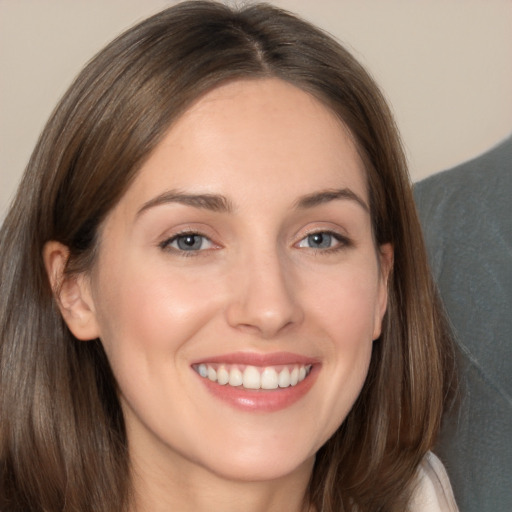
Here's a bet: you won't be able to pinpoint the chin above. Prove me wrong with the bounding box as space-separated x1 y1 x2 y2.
203 449 316 483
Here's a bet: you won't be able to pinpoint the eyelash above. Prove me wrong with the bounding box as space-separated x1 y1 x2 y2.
159 230 216 256
159 229 351 257
296 230 351 254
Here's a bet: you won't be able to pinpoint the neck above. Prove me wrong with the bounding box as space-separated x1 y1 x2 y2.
128 443 314 512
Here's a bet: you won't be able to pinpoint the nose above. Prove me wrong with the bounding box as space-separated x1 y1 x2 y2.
225 249 304 339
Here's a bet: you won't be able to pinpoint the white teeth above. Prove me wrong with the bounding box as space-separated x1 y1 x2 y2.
228 367 243 387
195 363 312 390
243 366 261 389
261 367 279 389
198 364 208 378
207 366 217 382
278 367 291 388
217 365 229 385
290 367 299 386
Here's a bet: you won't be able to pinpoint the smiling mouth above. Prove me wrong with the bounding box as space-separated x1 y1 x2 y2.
193 363 313 390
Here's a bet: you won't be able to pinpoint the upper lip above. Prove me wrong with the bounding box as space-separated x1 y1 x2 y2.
191 351 319 367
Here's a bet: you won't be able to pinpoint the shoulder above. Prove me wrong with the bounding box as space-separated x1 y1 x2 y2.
413 135 512 284
414 134 512 210
414 135 512 233
408 452 459 512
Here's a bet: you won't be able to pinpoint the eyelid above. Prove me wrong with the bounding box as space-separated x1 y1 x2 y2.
293 227 352 251
158 228 220 255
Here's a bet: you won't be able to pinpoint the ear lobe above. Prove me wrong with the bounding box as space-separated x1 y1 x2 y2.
43 241 100 341
372 243 394 340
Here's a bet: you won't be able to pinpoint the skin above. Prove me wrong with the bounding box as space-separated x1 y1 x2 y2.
45 78 393 512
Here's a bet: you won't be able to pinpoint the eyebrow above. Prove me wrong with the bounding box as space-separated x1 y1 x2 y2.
294 188 369 212
136 190 233 217
136 186 368 218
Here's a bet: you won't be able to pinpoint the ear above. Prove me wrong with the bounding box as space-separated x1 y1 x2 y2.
372 242 394 340
43 241 100 341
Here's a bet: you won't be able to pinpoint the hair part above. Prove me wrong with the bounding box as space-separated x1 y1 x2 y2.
0 2 456 511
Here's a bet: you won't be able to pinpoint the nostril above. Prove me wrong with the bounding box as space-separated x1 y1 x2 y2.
225 298 302 338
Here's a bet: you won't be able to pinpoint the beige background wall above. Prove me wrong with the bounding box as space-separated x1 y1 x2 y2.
1 0 511 220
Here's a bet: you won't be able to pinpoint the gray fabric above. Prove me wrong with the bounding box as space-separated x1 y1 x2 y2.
414 135 512 512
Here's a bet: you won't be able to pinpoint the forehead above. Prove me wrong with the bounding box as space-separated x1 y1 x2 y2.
117 78 368 214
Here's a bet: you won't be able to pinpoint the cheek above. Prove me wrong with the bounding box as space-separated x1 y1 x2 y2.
92 261 223 370
302 262 382 343
294 262 381 431
91 264 226 439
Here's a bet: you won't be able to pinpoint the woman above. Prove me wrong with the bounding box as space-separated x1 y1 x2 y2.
0 2 457 511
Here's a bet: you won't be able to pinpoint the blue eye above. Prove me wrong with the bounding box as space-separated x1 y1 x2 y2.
161 233 213 252
307 232 332 248
297 231 346 250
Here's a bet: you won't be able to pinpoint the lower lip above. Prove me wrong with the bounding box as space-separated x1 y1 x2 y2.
196 365 319 412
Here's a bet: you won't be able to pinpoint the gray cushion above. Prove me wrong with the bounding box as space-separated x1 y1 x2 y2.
414 135 512 512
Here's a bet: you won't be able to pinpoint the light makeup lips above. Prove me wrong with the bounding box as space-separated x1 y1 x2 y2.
191 352 319 412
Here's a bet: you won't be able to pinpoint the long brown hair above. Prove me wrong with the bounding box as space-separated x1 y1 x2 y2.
0 2 456 511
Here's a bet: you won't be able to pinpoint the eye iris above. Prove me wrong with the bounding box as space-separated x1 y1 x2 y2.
177 235 202 250
308 233 331 248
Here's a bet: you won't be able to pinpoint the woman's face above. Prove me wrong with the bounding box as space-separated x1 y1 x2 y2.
75 79 392 483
